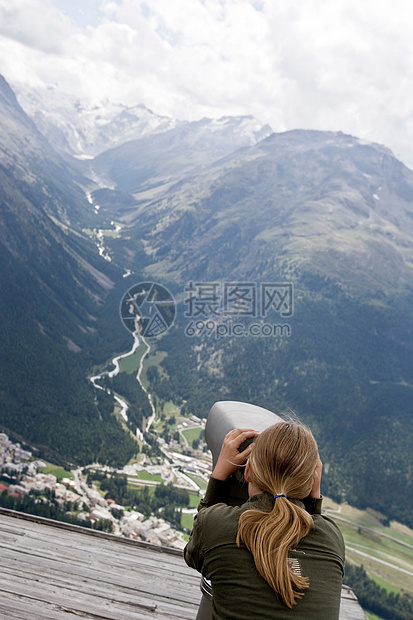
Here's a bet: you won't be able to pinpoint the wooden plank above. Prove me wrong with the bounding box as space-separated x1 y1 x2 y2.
0 510 201 620
0 507 183 554
0 544 201 603
0 589 155 620
0 596 69 620
0 561 200 613
0 522 193 580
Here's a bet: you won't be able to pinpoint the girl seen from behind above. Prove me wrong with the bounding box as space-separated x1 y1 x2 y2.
185 421 345 619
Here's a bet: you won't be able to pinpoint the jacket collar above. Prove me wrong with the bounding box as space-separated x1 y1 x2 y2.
246 491 306 511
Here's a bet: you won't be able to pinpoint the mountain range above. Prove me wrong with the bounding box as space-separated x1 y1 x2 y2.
108 128 413 297
0 76 136 464
2 76 413 526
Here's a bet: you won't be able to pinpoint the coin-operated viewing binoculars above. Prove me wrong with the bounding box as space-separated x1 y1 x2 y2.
196 401 283 620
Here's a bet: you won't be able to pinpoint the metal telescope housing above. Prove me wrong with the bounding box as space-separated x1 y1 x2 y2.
205 400 283 467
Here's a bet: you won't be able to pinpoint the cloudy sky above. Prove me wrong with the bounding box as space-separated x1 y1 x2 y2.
1 0 413 167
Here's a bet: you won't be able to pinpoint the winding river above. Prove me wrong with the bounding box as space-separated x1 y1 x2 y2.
89 333 156 438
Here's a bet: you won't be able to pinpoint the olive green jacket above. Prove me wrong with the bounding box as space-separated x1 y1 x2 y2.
184 477 345 620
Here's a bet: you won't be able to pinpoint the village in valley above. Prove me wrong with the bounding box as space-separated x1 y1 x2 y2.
0 412 211 550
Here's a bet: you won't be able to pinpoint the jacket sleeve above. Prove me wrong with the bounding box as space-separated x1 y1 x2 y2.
197 476 231 510
184 510 205 571
184 476 230 572
301 496 323 514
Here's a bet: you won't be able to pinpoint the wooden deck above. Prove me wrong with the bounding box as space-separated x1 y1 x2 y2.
0 508 201 619
0 508 366 619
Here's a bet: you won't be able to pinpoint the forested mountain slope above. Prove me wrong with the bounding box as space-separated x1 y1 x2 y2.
0 75 135 465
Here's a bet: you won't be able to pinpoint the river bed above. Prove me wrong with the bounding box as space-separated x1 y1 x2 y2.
90 334 155 437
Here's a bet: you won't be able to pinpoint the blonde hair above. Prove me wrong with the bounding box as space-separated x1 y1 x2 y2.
236 421 318 608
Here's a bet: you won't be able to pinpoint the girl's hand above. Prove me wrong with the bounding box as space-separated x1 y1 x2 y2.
212 428 259 481
309 454 323 498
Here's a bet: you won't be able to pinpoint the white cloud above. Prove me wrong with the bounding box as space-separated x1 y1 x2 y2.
1 0 413 167
0 0 73 53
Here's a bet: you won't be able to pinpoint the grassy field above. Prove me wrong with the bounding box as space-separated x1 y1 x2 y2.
141 349 168 387
135 471 163 482
370 574 400 595
185 473 208 491
188 492 201 508
118 345 148 375
111 336 168 381
181 512 195 531
325 499 413 597
125 482 156 498
182 427 203 444
365 612 385 620
38 463 73 482
163 401 181 416
153 400 183 432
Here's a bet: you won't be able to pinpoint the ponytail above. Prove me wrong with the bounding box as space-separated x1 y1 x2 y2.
237 497 313 608
236 421 318 608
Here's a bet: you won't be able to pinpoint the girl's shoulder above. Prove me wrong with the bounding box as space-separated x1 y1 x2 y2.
303 513 346 558
197 502 244 544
